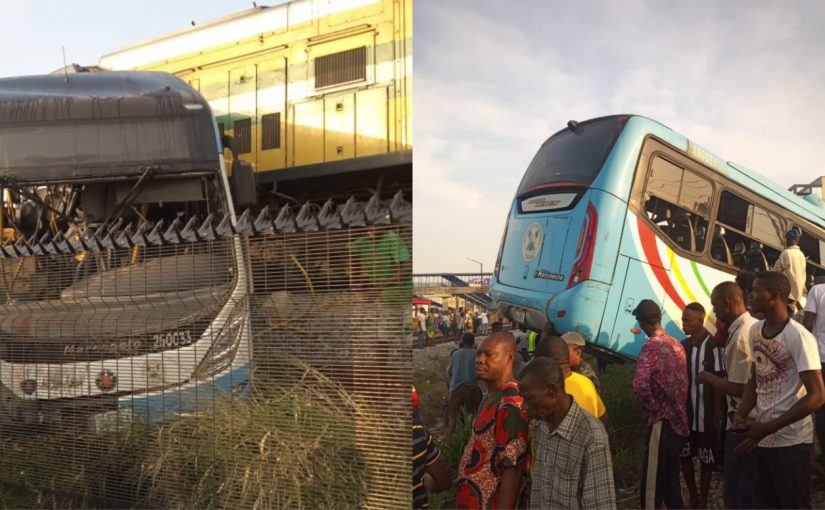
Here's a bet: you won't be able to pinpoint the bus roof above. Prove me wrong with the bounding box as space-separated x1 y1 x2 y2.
0 71 220 183
0 71 212 124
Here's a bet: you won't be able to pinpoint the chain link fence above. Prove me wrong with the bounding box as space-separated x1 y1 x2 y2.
0 222 412 509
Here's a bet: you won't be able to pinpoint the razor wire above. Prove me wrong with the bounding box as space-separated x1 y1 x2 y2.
0 192 412 509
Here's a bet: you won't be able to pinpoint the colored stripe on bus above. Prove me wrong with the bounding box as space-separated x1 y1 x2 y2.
636 217 686 310
668 248 699 304
690 260 712 299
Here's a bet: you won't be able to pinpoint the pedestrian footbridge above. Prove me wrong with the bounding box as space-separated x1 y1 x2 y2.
413 273 493 309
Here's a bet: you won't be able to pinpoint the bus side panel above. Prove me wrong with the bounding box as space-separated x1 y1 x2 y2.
608 256 668 358
593 254 629 348
608 212 737 358
550 280 610 341
586 190 629 286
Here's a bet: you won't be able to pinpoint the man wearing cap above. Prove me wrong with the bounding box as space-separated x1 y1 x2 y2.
561 331 601 393
773 226 806 311
631 299 688 510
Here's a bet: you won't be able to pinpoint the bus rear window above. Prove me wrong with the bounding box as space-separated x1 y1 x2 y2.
517 117 626 195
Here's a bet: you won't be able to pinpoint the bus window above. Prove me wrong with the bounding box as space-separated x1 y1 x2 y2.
516 116 626 194
710 226 732 265
750 205 787 254
718 191 749 232
799 230 822 266
643 156 711 254
715 190 784 270
801 230 825 289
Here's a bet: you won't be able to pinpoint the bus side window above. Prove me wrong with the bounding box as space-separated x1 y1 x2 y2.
801 231 825 291
710 226 732 265
643 156 711 255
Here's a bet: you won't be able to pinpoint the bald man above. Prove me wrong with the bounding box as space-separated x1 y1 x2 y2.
696 281 758 509
455 332 530 509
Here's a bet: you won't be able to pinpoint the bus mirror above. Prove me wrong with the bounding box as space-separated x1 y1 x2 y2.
221 134 238 160
230 160 257 209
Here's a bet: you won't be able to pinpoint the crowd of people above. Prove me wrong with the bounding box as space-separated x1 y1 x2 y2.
412 263 825 509
415 307 492 348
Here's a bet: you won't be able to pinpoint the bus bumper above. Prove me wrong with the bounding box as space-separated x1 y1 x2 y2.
93 363 251 433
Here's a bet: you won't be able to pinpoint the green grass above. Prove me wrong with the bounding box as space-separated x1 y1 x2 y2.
429 410 472 510
593 355 645 501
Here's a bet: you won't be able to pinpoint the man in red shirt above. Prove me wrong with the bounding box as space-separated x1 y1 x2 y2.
632 299 688 509
455 331 529 509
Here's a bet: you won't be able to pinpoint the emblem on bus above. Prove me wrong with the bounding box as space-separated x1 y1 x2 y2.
95 370 117 392
522 221 543 262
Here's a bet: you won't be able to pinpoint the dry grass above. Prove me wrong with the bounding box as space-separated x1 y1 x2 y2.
139 355 372 509
0 355 376 509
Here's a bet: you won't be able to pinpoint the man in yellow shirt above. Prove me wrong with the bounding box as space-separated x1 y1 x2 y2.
534 336 608 428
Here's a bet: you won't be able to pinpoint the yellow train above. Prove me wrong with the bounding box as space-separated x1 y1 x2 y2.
99 0 411 196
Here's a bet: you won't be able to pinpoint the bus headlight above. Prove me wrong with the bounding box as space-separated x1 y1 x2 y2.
191 298 248 380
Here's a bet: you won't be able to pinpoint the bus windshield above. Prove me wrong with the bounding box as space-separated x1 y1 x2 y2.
516 116 626 195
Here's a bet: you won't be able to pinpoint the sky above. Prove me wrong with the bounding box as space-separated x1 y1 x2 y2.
413 0 825 273
0 1 278 77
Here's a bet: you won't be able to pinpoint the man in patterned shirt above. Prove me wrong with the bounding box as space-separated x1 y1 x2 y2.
519 357 615 510
631 299 688 510
733 271 825 508
455 331 530 509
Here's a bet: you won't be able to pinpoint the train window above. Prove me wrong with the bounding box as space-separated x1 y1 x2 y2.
217 122 226 138
315 46 367 89
233 118 252 154
643 156 710 254
261 113 281 150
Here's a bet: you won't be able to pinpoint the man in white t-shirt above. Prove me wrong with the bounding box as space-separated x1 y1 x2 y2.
416 307 427 348
733 271 825 509
480 311 489 335
773 227 806 311
696 281 758 509
802 276 825 467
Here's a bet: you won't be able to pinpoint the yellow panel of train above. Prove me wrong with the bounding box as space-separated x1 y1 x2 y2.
99 0 411 182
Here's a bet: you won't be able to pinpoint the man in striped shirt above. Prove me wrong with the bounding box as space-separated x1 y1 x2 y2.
412 418 450 509
678 302 725 509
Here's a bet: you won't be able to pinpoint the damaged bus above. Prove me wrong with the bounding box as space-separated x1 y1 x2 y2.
0 71 255 431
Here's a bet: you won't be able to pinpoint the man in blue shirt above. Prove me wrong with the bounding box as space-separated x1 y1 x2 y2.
445 332 482 437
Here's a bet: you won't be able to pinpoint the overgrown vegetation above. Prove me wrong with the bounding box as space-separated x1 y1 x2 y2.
429 409 472 509
0 355 372 509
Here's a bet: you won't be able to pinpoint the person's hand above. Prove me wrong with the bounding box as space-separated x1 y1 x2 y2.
695 370 715 385
734 420 772 454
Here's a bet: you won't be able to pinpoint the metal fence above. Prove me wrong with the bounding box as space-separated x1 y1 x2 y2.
0 223 411 509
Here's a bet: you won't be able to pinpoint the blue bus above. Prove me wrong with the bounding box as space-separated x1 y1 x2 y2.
490 115 825 359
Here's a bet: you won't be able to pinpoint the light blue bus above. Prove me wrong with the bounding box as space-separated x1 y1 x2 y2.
491 115 825 359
